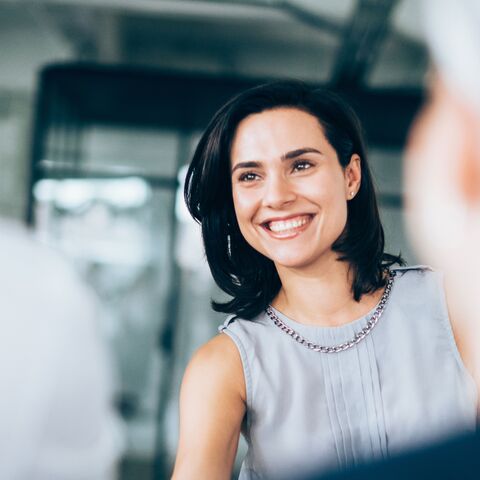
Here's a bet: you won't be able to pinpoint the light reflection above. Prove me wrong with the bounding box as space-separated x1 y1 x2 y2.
33 177 151 212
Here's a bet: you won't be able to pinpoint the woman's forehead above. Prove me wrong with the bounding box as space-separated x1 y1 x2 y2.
231 108 329 163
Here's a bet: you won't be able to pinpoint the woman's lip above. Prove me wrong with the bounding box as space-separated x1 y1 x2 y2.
260 214 314 239
261 213 314 224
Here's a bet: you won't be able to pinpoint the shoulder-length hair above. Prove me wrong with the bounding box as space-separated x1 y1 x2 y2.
185 80 403 320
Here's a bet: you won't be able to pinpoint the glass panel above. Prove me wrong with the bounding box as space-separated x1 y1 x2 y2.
33 177 175 464
368 148 418 264
81 125 180 177
43 124 180 178
369 148 403 195
380 206 418 265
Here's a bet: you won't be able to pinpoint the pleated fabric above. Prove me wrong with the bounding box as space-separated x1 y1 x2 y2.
219 267 477 479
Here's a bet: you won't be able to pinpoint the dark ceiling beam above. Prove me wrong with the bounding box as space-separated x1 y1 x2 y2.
331 0 399 89
38 63 423 148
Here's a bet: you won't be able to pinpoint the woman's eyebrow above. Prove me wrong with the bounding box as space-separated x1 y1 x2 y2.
231 148 322 174
231 161 261 174
281 147 323 160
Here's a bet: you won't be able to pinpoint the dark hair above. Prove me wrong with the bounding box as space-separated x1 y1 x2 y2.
185 80 403 320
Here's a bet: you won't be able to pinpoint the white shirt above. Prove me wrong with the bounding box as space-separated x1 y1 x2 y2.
0 219 123 479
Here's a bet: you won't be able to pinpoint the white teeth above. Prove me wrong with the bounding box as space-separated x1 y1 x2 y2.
268 216 310 233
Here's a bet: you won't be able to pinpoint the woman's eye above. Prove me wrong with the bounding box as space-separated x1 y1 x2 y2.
292 160 312 172
238 172 259 182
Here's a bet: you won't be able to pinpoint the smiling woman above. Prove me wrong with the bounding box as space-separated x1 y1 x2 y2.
185 82 400 320
172 82 477 480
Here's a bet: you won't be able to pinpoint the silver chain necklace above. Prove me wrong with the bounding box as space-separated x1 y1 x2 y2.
265 270 396 354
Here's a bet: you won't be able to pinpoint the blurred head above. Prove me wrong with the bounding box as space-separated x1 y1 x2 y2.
185 81 401 319
405 0 480 331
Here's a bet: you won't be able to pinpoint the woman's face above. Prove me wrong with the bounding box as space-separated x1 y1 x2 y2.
230 107 360 272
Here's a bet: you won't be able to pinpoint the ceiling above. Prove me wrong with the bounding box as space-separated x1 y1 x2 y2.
0 0 429 91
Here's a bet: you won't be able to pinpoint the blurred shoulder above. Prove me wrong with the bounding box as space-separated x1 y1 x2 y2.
0 219 83 289
0 219 101 339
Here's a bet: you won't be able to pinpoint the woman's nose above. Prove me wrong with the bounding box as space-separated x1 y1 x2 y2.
262 175 296 209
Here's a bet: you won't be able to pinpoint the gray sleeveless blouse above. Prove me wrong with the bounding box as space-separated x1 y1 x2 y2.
219 267 477 479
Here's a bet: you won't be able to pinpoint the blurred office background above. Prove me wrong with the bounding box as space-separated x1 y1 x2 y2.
0 0 427 478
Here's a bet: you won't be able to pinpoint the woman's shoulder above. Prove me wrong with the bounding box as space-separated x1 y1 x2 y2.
218 312 269 334
217 313 273 357
391 264 433 275
391 264 439 287
390 264 447 311
190 333 243 371
184 333 246 402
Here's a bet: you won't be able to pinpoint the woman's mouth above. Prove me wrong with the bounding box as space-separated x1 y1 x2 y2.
262 214 314 238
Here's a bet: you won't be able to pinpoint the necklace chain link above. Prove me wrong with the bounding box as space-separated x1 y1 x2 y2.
266 270 396 354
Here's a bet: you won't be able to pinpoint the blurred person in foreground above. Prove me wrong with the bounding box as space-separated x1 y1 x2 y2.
406 0 480 392
0 218 123 479
301 0 480 479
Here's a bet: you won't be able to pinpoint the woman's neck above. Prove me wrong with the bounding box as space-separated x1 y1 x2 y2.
272 256 381 327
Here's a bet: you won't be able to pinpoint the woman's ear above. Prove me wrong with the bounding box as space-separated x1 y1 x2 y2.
345 154 362 199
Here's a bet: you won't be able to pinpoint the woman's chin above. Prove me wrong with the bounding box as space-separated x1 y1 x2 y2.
272 254 323 271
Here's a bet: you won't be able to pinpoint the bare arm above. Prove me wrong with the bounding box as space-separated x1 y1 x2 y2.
172 334 246 480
